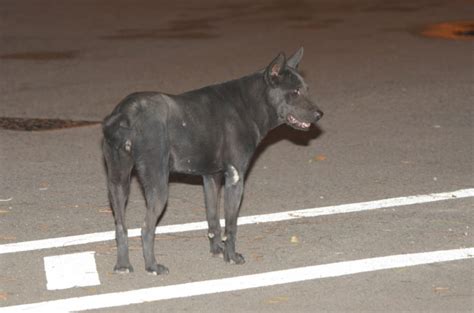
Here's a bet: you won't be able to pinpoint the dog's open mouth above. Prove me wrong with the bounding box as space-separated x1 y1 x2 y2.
287 114 311 130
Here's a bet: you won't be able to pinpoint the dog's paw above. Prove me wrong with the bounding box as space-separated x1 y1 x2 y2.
114 264 134 274
146 264 169 276
224 252 246 265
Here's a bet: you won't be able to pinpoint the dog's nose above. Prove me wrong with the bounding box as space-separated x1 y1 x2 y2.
314 110 323 121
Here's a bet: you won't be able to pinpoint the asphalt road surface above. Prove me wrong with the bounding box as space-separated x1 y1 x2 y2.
0 0 473 312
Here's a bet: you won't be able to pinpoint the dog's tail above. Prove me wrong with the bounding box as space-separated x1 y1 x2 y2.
102 112 134 152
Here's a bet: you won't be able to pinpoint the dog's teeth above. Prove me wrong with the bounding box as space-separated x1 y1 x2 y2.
288 115 310 128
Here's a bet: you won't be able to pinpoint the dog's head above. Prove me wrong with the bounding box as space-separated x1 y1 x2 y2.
264 48 323 131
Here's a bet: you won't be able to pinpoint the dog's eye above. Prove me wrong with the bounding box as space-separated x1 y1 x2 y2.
293 88 301 96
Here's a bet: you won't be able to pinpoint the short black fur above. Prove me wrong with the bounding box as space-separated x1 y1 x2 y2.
102 48 323 274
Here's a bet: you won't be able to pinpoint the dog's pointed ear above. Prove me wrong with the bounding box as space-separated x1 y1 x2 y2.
265 53 286 87
287 47 304 69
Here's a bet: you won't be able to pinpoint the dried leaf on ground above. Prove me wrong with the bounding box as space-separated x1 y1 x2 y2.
0 236 17 241
265 296 289 304
99 208 113 214
309 154 327 163
314 154 327 161
251 253 264 262
0 292 8 301
290 235 300 244
38 223 50 232
433 286 450 293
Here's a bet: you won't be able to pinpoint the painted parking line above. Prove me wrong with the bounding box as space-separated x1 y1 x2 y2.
1 247 472 312
44 251 100 290
0 188 473 255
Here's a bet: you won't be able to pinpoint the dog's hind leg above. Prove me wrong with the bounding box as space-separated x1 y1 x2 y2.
136 152 170 275
103 141 134 273
222 167 245 264
203 173 224 257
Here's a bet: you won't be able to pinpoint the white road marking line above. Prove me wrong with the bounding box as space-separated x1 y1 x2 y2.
44 251 100 290
0 188 473 255
1 248 472 312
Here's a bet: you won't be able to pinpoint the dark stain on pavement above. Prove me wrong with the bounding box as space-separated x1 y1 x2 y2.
0 51 78 61
291 18 344 30
254 0 314 22
102 17 218 40
0 117 99 131
364 4 425 13
363 1 444 13
215 0 345 29
102 0 349 40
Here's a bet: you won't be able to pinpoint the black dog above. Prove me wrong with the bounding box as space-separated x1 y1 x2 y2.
102 48 323 275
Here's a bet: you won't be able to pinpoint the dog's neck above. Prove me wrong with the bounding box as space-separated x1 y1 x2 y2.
233 72 282 142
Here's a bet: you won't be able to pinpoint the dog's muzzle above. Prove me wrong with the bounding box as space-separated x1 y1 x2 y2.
286 109 323 130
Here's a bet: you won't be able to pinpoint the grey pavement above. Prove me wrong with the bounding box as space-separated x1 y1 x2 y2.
0 0 473 312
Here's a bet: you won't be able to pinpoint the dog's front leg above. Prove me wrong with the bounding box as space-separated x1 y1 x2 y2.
203 174 224 257
223 172 245 264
